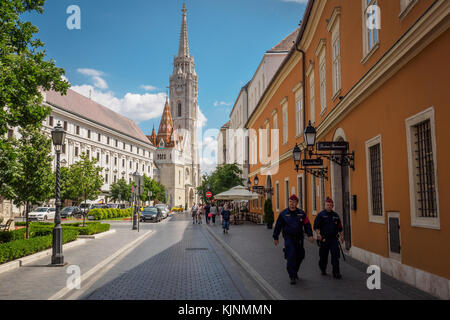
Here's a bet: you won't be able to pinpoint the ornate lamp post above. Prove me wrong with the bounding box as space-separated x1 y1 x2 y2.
304 120 317 152
132 171 139 230
51 122 66 266
293 143 302 172
254 175 259 186
247 178 252 191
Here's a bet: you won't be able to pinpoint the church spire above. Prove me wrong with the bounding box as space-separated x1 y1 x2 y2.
156 100 174 147
178 3 190 57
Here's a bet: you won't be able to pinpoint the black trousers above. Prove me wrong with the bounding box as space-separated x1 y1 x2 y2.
319 238 340 274
285 237 305 279
211 214 216 223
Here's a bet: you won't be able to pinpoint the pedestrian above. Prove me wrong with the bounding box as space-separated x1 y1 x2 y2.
205 202 211 224
273 194 314 285
191 203 198 224
197 204 203 224
221 203 231 234
210 202 217 225
313 197 344 279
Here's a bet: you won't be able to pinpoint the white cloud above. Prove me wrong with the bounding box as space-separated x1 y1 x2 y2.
213 101 232 107
140 85 158 91
77 68 108 90
197 106 207 128
71 84 166 124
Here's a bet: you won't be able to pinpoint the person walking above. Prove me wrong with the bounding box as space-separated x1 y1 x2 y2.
210 202 218 225
205 202 211 224
313 197 344 279
221 203 231 234
197 204 203 224
273 194 314 285
191 203 198 224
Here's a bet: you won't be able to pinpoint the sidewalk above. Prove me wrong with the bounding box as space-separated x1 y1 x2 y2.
204 219 437 300
0 222 152 300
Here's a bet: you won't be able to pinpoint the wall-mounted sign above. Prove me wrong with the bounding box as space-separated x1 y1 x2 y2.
302 159 324 167
317 141 349 151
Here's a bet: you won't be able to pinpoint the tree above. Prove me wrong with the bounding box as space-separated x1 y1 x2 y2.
110 178 132 204
9 126 53 238
264 199 274 229
197 164 243 203
0 0 70 196
69 153 103 226
141 175 166 203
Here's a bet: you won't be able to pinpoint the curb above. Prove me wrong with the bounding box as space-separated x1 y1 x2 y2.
0 238 87 275
49 229 155 300
205 225 285 300
77 229 116 239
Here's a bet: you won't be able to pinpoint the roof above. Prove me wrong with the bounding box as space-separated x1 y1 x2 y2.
44 88 153 146
268 27 300 52
156 100 174 147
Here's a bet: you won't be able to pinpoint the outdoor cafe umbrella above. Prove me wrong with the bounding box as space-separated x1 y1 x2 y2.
214 185 259 201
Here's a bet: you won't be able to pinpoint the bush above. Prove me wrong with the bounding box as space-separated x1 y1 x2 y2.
0 229 79 265
0 229 26 243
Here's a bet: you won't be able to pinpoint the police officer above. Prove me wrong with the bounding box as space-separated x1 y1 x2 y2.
273 194 314 284
313 197 344 279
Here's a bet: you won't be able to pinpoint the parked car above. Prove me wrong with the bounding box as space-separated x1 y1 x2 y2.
28 207 56 221
79 203 93 214
91 204 109 209
60 206 82 218
155 204 169 219
106 203 126 209
140 207 163 223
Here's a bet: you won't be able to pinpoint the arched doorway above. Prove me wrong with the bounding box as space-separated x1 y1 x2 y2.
266 175 272 200
331 129 352 250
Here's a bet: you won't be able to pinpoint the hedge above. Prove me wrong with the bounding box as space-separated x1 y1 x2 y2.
0 229 79 264
25 222 110 236
88 208 132 220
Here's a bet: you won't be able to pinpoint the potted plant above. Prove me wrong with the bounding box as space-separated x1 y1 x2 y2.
264 199 274 229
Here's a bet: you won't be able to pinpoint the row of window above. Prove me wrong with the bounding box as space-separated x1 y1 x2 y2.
47 116 149 157
259 108 439 228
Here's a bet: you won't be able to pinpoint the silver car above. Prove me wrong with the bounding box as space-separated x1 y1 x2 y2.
155 204 169 219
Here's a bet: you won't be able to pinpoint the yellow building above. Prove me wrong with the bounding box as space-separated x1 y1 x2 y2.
246 0 450 299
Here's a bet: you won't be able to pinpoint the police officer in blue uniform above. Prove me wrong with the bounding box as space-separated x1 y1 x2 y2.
273 194 314 284
313 197 344 279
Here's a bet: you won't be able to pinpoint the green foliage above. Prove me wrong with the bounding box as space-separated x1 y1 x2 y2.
0 0 70 198
197 164 243 203
141 175 166 203
109 178 132 203
264 199 274 225
0 229 79 265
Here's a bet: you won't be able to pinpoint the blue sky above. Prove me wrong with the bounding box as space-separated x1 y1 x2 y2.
24 0 307 172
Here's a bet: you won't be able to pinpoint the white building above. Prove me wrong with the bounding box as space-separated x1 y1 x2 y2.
0 88 157 223
220 27 300 182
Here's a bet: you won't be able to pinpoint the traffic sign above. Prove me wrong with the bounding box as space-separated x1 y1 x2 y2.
206 192 212 198
302 158 324 166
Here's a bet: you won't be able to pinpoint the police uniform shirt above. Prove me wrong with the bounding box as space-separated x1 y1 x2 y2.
273 208 313 241
313 210 343 239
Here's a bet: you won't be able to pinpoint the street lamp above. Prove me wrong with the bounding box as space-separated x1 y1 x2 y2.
304 120 317 149
132 171 139 230
254 175 259 186
293 143 302 172
247 178 251 190
51 122 66 266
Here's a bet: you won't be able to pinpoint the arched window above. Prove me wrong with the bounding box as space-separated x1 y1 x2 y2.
177 103 182 117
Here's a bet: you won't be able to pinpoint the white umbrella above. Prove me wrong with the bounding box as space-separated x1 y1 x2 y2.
214 185 259 200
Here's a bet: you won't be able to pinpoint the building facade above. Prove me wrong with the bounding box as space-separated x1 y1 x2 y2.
246 0 450 299
149 4 201 209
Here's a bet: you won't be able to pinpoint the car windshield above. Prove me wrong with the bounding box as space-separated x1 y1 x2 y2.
143 208 158 214
49 208 56 212
62 207 72 211
34 208 48 212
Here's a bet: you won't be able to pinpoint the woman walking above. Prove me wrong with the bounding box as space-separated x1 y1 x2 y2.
210 202 218 225
221 203 231 234
197 203 203 224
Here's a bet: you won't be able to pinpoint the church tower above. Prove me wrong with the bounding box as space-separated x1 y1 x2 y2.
169 3 199 167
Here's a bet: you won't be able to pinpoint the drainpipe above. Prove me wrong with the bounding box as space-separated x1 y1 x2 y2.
295 45 308 214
